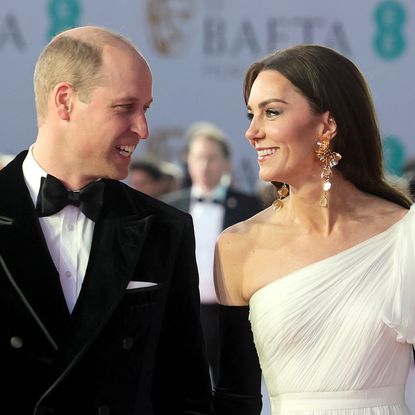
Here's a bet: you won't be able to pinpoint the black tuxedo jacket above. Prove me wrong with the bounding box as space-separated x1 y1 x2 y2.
162 187 263 231
0 152 212 415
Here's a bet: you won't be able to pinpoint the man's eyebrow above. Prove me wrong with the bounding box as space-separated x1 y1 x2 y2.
112 96 138 103
111 97 153 106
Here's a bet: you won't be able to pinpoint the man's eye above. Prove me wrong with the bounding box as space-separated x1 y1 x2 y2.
116 104 133 112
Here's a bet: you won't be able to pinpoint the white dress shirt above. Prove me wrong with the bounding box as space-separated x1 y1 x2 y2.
190 185 226 304
22 145 95 313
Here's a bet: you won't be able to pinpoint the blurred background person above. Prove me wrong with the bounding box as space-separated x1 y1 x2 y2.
163 121 263 385
128 157 183 198
159 159 184 194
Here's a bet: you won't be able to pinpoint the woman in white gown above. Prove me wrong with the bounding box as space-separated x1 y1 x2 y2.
213 45 414 415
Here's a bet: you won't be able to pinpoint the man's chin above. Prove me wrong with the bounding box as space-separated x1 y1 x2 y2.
105 167 129 181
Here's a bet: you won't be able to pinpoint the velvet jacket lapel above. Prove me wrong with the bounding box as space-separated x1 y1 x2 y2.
1 153 155 392
0 151 70 349
52 180 154 381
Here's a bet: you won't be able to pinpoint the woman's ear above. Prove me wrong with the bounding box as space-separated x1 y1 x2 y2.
53 82 73 121
323 111 337 138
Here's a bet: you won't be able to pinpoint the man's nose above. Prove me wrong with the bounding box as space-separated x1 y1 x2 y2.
132 112 149 139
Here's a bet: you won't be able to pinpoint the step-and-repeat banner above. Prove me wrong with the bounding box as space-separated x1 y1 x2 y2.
0 1 414 412
1 0 414 190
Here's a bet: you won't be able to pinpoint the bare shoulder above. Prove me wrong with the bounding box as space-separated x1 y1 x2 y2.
214 210 269 305
217 208 270 258
218 218 254 247
359 196 409 230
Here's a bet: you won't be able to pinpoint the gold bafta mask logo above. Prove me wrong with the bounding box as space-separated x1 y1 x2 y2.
146 0 196 56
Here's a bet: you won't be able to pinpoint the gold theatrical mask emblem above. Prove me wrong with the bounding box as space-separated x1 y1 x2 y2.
146 0 196 57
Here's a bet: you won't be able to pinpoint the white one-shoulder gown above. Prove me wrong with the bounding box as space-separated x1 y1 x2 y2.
249 206 415 415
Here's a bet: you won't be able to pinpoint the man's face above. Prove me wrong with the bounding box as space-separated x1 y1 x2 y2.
187 136 229 192
67 45 153 183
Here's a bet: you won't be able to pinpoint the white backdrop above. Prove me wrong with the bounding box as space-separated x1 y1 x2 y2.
0 1 414 413
1 0 415 190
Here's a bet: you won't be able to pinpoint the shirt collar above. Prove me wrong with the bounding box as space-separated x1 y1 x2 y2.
22 144 47 206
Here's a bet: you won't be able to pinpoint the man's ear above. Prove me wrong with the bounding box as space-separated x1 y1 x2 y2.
53 82 74 121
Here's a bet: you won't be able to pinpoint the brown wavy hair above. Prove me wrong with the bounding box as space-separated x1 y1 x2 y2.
244 45 411 208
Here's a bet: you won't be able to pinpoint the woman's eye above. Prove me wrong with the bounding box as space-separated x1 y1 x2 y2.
246 112 254 121
265 109 280 118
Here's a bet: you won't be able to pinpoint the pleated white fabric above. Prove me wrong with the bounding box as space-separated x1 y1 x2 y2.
249 205 415 415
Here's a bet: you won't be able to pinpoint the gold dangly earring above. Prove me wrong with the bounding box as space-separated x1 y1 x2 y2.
272 183 289 211
314 134 341 207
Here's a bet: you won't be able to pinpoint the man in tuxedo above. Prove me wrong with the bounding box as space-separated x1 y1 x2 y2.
163 122 263 385
0 26 212 414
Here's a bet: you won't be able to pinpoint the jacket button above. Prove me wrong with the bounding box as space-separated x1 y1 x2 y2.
122 336 134 350
10 336 23 349
98 404 110 415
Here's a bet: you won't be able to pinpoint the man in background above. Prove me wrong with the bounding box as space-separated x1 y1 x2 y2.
0 26 212 414
128 157 182 198
163 121 263 385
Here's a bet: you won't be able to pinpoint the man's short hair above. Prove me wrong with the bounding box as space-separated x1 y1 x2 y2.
33 26 138 125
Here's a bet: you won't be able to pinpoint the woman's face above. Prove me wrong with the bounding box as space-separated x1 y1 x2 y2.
245 69 327 185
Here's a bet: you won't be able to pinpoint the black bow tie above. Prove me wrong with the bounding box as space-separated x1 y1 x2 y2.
35 174 104 222
194 196 222 205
